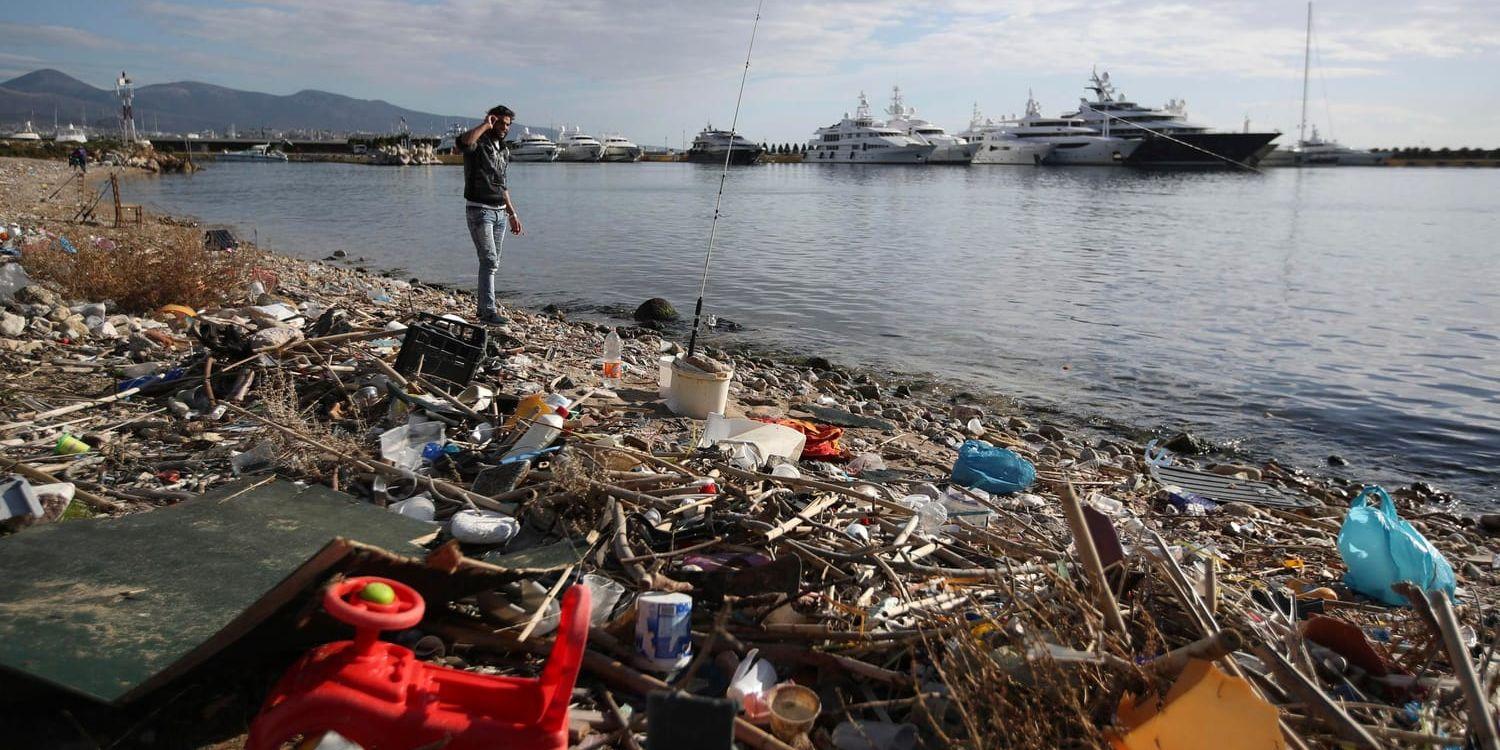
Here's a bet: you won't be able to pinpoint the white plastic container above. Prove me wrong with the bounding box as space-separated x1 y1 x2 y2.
666 359 733 419
657 355 676 397
635 591 693 672
501 408 567 461
701 412 807 462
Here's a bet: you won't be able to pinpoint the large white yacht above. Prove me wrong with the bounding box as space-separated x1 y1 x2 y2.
972 94 1138 166
686 126 764 165
54 123 88 144
599 134 643 162
805 92 936 164
882 86 974 164
556 127 604 162
509 128 560 161
7 121 42 141
1060 70 1279 168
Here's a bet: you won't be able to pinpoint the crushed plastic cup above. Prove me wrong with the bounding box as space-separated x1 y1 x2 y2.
768 684 820 742
771 463 802 479
389 494 437 522
728 649 778 723
379 420 444 471
448 509 519 544
231 441 276 475
54 433 90 456
582 574 625 628
844 521 872 544
848 453 886 474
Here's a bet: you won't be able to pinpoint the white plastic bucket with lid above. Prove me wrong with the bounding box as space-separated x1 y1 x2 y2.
666 359 733 419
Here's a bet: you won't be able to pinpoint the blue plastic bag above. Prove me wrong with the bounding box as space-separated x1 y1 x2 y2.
951 440 1036 495
1337 485 1456 606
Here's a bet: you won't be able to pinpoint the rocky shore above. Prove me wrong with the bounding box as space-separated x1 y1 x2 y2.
1 155 1497 749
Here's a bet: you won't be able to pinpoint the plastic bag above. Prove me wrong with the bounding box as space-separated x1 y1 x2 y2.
1337 485 1456 606
950 440 1036 495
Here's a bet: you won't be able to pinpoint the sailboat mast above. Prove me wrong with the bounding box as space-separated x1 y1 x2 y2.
1298 1 1312 145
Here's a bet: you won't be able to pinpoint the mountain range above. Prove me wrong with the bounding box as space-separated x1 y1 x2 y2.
0 69 549 138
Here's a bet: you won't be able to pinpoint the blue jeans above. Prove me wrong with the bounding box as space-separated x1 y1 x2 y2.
466 205 507 319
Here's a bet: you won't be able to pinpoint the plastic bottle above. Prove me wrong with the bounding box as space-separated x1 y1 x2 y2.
502 406 569 461
602 328 623 389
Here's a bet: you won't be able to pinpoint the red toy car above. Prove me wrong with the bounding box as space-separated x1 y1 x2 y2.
248 576 590 750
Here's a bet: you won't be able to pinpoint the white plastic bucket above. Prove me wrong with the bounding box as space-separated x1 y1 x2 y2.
667 360 733 419
634 592 693 672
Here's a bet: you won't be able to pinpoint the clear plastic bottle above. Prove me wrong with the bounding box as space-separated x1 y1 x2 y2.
602 328 623 389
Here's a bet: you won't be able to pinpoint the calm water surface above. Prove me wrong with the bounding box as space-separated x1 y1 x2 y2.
128 162 1500 507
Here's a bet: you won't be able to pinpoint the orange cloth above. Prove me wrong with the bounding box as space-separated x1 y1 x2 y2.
753 418 851 462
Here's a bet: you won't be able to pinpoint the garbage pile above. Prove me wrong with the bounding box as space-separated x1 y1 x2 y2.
0 159 1496 748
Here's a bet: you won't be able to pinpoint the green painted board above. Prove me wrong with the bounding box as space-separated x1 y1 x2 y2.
0 478 434 705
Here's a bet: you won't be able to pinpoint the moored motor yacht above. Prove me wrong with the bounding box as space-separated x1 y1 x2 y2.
805 92 936 164
882 86 974 164
509 128 560 161
685 126 764 165
556 127 604 162
971 94 1138 166
1061 70 1279 168
53 123 87 144
218 143 289 162
600 134 643 162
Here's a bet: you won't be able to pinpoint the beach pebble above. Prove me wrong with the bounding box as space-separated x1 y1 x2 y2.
1164 431 1208 454
1326 454 1349 466
0 312 25 337
1038 424 1067 442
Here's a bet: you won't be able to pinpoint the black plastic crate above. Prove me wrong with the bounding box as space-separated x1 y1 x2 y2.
394 313 487 393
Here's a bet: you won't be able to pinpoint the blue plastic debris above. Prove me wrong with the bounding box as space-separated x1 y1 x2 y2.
1337 485 1456 606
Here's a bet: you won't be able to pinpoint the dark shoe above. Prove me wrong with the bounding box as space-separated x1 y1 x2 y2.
478 313 510 326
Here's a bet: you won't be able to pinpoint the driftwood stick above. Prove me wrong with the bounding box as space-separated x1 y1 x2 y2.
1252 643 1381 748
1424 590 1500 750
609 498 653 588
1056 478 1130 644
1142 629 1243 679
0 386 143 434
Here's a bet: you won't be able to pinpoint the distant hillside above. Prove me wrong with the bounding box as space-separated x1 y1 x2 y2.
0 69 551 138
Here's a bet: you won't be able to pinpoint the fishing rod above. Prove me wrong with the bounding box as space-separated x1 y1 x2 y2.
687 0 765 359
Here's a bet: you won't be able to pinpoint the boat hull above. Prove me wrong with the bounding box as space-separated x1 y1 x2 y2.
1122 131 1280 168
557 146 603 162
927 142 976 164
972 141 1053 165
510 147 559 162
600 146 643 162
806 145 936 164
1042 138 1138 166
686 148 763 165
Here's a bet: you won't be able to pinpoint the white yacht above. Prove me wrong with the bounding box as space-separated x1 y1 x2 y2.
1060 70 1279 167
7 121 42 141
509 128 560 161
686 126 764 165
600 134 643 162
882 86 974 164
435 123 466 153
972 94 1138 166
218 144 289 162
53 123 88 144
805 92 936 164
556 127 604 162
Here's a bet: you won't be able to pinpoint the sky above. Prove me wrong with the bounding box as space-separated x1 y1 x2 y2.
3 0 1498 148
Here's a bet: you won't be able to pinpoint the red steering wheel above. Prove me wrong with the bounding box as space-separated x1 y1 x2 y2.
323 576 425 632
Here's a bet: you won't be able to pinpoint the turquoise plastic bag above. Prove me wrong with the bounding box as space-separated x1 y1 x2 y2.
951 440 1036 495
1337 485 1456 606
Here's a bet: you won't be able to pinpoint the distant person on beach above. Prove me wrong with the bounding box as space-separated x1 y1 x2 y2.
69 147 88 174
458 104 523 325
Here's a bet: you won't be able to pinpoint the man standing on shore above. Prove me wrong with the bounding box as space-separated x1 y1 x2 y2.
458 105 523 325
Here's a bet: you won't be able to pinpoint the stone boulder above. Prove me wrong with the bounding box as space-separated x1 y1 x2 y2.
633 297 678 323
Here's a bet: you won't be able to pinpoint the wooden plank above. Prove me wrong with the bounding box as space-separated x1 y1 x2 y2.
0 479 433 704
